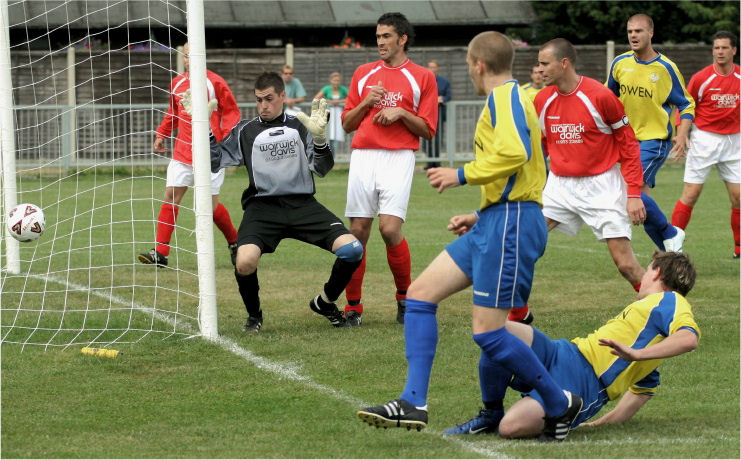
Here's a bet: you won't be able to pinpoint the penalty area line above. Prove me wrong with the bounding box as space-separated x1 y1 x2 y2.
36 273 507 459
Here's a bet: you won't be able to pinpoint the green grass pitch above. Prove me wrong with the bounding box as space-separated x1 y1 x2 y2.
2 161 738 458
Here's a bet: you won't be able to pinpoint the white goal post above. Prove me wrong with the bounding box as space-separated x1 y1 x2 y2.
0 0 219 348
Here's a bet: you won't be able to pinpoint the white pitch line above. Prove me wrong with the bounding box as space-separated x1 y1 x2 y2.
34 273 507 459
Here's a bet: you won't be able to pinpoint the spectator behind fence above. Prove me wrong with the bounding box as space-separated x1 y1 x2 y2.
314 71 349 154
423 60 451 169
282 64 307 115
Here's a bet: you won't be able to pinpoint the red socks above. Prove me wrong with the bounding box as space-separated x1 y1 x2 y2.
155 203 179 256
387 238 411 297
732 207 740 256
344 247 367 314
213 203 237 244
671 200 693 230
156 202 237 256
344 239 410 314
508 305 530 322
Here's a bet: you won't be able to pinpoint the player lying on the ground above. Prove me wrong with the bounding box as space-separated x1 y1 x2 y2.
209 71 363 331
444 250 699 439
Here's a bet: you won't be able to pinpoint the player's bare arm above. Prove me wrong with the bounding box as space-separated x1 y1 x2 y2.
582 391 652 426
372 107 432 139
447 213 478 236
427 167 460 193
342 81 386 132
670 118 693 159
153 136 167 153
626 197 646 225
598 328 698 361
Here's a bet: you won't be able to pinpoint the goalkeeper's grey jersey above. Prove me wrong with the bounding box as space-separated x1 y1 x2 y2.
210 112 333 208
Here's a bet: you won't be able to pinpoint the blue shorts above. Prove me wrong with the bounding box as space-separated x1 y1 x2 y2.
520 328 609 428
445 201 547 308
640 139 672 188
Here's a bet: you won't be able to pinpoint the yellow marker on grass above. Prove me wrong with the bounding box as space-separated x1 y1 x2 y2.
81 347 122 358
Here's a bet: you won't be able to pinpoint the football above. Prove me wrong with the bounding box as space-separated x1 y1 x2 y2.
6 203 46 242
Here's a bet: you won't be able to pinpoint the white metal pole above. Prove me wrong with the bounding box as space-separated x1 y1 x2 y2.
606 40 615 81
0 0 20 274
66 46 77 165
186 0 218 339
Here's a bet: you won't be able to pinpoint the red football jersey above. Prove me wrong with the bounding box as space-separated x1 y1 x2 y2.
534 76 643 196
155 69 240 164
342 59 438 150
687 64 740 135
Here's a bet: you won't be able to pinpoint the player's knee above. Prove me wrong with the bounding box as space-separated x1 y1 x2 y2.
497 417 517 438
335 239 363 262
236 257 258 276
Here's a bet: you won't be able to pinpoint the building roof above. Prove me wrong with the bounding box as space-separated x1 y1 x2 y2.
9 1 536 29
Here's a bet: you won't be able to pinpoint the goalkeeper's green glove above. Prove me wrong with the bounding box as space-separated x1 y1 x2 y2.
180 88 218 116
296 98 329 146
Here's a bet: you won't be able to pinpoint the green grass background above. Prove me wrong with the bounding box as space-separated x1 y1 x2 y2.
2 162 739 458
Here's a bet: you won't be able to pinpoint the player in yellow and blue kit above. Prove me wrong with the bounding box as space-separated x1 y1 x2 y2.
356 31 583 443
446 250 699 439
607 14 695 253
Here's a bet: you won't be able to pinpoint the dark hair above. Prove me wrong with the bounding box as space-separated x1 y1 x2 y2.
254 71 284 93
712 30 738 48
650 251 696 297
377 12 414 51
541 38 577 65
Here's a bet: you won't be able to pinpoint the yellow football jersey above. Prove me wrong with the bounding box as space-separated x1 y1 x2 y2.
572 291 700 401
607 51 695 141
463 80 546 210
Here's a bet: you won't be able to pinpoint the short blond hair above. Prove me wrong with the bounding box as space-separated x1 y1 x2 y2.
468 31 514 74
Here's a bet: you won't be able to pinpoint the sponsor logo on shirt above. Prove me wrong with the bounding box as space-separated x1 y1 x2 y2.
710 93 739 108
259 138 299 161
619 84 653 98
649 73 659 83
374 91 403 108
551 122 585 144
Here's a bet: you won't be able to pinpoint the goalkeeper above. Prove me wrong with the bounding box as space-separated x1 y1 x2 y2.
209 71 363 331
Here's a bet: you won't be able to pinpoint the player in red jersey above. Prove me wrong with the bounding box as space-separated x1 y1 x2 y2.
341 12 439 326
671 31 740 258
138 43 241 268
535 38 646 289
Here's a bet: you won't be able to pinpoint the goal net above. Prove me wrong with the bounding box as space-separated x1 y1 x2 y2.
0 0 219 349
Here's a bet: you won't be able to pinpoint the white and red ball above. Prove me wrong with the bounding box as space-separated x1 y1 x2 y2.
6 203 45 242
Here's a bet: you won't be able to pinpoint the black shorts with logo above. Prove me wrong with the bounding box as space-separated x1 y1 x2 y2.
237 194 350 254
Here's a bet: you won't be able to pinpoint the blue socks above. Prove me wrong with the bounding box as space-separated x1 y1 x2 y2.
400 298 438 407
473 327 567 417
642 192 676 250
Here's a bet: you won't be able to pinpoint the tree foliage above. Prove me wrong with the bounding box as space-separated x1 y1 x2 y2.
527 0 740 45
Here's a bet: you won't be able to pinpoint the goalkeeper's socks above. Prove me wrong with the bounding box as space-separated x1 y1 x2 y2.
399 299 438 407
473 327 567 417
324 257 362 302
642 193 673 250
386 238 411 293
213 203 237 243
235 268 261 318
671 199 693 230
155 203 179 256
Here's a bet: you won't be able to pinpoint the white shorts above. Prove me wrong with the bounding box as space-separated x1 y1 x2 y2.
542 165 631 241
166 159 225 195
345 149 415 221
684 128 740 184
